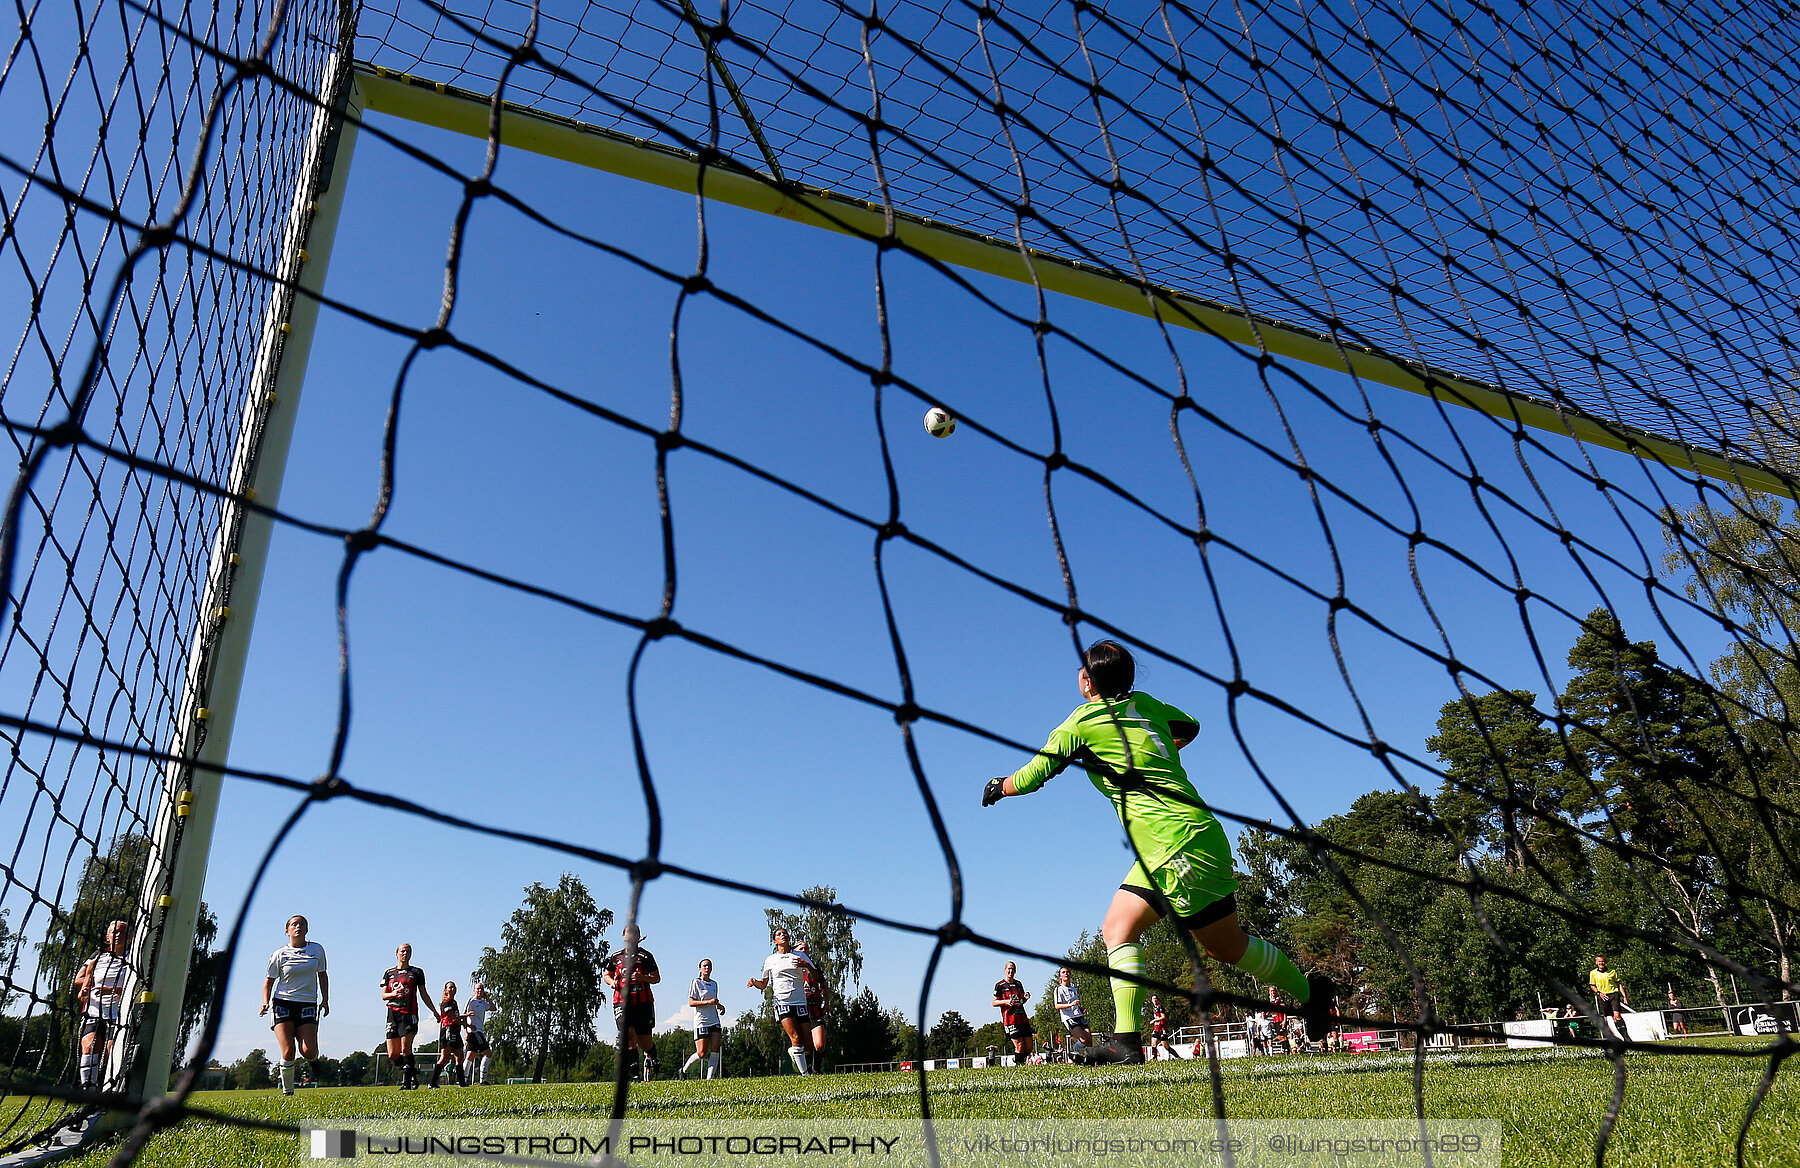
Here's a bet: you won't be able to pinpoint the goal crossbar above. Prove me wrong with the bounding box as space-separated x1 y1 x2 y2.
354 66 1793 502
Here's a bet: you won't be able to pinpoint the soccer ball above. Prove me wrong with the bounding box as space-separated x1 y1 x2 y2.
924 406 957 437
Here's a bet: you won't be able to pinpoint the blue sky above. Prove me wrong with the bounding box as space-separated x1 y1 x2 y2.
191 99 1734 1065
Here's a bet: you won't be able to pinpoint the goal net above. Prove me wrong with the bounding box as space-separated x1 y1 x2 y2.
2 0 1797 1163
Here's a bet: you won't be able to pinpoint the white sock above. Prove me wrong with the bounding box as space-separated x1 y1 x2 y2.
707 1052 720 1079
280 1058 296 1092
681 1052 703 1075
479 1056 490 1084
79 1052 99 1087
789 1046 809 1074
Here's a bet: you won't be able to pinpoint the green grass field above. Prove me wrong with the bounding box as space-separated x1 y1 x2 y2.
40 1040 1800 1168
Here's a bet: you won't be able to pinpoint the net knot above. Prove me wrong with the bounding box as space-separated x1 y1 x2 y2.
236 57 271 80
644 616 681 640
657 430 686 453
139 224 177 249
878 519 907 541
893 701 920 724
1044 451 1068 470
418 327 452 350
44 419 82 448
140 1094 186 1130
344 528 379 554
632 858 664 882
310 774 350 801
465 177 492 199
869 370 893 387
682 274 712 295
936 921 972 945
1225 678 1249 697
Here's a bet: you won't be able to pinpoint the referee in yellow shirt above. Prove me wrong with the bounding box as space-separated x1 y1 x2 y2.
1588 955 1629 1034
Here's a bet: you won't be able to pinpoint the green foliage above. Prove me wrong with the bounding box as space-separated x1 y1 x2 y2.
838 987 897 1065
174 903 222 1078
571 1039 615 1082
969 1021 1006 1055
228 1048 272 1091
651 1030 692 1079
475 874 613 1082
722 1005 786 1078
338 1050 373 1086
34 834 151 1012
763 885 863 1004
925 1010 972 1058
1053 931 1113 1034
886 1009 920 1062
1221 604 1795 1026
0 909 20 1012
20 832 220 1085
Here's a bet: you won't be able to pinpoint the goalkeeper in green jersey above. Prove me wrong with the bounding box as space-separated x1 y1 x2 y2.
983 640 1335 1064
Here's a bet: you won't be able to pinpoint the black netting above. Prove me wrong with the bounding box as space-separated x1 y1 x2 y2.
0 0 343 1155
1 0 1798 1165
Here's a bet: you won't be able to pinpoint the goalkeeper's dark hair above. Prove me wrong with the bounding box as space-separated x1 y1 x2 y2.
1083 640 1135 698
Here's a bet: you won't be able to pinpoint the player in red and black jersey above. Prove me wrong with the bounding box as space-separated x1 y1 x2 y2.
795 939 831 1072
992 961 1035 1065
381 943 434 1089
1147 995 1182 1060
604 924 661 1081
428 982 468 1088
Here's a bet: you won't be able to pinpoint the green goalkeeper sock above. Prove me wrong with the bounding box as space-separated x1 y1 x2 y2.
1108 942 1145 1034
1236 936 1308 1002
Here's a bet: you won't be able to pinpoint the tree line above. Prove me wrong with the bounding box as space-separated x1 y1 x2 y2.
14 492 1798 1076
1035 617 1798 1033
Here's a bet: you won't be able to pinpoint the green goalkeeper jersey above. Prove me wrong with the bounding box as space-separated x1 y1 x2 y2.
1009 691 1215 871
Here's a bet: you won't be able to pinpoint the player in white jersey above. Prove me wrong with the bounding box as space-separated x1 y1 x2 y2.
1052 967 1093 1048
747 928 815 1074
462 983 496 1085
73 920 130 1089
681 959 724 1079
259 915 330 1094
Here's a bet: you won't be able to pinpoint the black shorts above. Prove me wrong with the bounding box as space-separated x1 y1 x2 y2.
805 1000 826 1024
1004 1020 1034 1041
438 1030 464 1051
775 1002 811 1023
385 1010 419 1040
695 1023 721 1039
270 998 319 1028
614 1001 655 1036
1062 1013 1088 1031
466 1031 490 1053
78 1017 113 1045
1121 887 1240 930
1597 991 1624 1012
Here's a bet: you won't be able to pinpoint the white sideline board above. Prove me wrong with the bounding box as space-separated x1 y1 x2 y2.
1504 1020 1554 1048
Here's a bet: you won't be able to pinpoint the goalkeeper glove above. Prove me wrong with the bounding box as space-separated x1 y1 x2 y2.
982 777 1007 806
